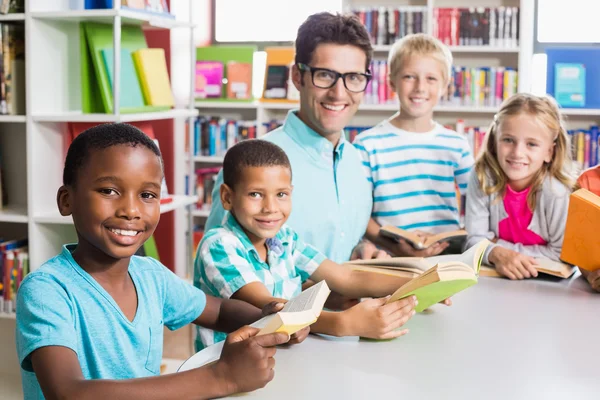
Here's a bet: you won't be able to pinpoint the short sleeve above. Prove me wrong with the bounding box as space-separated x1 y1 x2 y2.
16 274 78 372
153 259 207 331
352 136 374 191
290 229 327 281
196 235 263 299
455 137 475 195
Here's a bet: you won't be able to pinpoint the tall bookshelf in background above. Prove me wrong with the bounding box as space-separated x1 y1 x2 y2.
0 1 199 397
189 0 535 233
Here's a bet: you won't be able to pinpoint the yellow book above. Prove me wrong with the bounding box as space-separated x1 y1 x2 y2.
177 281 331 372
132 48 175 107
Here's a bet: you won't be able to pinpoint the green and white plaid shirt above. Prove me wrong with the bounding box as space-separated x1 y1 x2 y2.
193 213 327 351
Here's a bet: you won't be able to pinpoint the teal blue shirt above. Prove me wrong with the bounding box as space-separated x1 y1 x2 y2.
194 213 327 351
16 245 206 399
205 110 373 263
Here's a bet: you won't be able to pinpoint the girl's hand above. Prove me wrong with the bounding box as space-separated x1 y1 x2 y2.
489 247 539 280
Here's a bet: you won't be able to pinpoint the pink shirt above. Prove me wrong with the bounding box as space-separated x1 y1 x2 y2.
498 185 547 245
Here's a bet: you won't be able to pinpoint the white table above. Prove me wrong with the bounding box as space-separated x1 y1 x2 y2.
223 274 600 399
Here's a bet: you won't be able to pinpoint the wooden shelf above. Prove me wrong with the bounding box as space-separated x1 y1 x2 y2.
373 44 519 53
0 115 26 122
0 13 25 21
30 9 194 29
34 195 198 224
0 205 28 223
195 100 259 109
32 109 198 123
192 209 211 218
194 155 224 163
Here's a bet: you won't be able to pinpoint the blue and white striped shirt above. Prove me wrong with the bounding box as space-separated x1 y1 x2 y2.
353 118 474 233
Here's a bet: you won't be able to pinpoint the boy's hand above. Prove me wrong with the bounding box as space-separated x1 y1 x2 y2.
261 301 284 317
342 296 416 339
489 247 539 280
584 269 600 293
393 239 448 257
288 326 310 344
214 326 289 394
351 240 390 260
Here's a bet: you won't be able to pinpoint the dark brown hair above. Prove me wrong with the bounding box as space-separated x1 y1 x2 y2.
295 12 373 71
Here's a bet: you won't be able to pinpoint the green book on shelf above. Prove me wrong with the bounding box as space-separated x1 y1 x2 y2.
80 22 169 114
101 48 146 109
386 240 489 312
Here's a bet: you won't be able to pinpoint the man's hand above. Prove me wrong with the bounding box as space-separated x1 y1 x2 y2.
488 247 539 280
213 326 289 394
350 240 390 260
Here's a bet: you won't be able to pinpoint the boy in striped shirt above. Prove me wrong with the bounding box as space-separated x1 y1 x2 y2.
354 33 474 257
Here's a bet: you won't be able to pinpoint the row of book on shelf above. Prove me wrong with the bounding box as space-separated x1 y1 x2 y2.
351 7 426 46
363 59 518 108
0 22 25 116
433 7 520 48
0 238 28 316
191 117 281 157
349 6 520 48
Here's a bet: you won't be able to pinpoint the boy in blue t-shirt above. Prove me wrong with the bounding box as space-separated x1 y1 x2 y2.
194 140 438 351
16 123 291 399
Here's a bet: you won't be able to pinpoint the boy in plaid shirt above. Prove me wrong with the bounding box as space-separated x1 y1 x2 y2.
194 140 448 351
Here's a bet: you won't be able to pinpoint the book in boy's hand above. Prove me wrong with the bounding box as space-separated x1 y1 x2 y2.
480 258 575 279
177 281 331 372
560 188 600 271
384 239 490 312
379 225 467 250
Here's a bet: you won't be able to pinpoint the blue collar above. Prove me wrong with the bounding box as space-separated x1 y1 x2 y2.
282 110 346 160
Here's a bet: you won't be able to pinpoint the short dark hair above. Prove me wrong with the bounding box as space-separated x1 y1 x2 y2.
223 140 292 189
63 123 162 187
295 12 373 71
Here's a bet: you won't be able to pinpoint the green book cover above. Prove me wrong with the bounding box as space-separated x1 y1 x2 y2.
101 48 146 109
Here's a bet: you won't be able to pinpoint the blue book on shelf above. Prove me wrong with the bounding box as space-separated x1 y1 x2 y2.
101 48 145 109
554 63 586 108
546 47 600 109
85 0 112 9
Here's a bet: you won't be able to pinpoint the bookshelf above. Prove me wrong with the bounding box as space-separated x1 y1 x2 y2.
0 1 200 396
191 0 535 223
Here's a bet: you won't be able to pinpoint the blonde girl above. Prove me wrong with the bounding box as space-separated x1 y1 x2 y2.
464 93 576 280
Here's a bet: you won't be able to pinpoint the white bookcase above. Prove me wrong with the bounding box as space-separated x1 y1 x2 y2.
191 0 536 224
1 1 199 397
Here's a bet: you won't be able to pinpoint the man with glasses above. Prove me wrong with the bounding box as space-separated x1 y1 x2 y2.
202 12 383 272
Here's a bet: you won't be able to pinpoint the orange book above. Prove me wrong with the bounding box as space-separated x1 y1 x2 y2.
560 189 600 271
226 62 252 100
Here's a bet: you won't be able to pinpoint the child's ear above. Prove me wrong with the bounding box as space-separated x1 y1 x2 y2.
57 185 73 216
220 184 234 211
291 64 303 91
545 142 556 163
387 74 396 93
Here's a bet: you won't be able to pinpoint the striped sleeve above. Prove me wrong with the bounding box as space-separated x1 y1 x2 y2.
196 234 262 299
454 136 475 195
352 136 374 189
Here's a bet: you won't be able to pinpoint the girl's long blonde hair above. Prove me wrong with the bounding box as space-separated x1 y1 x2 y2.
475 93 576 209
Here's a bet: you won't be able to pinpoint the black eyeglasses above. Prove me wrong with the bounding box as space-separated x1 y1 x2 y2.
297 63 372 93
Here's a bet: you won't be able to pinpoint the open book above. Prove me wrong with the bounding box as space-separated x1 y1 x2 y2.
379 225 467 250
378 240 490 312
177 281 331 372
480 258 575 279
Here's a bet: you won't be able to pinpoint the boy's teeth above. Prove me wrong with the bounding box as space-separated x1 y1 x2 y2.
322 103 345 111
110 228 138 237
